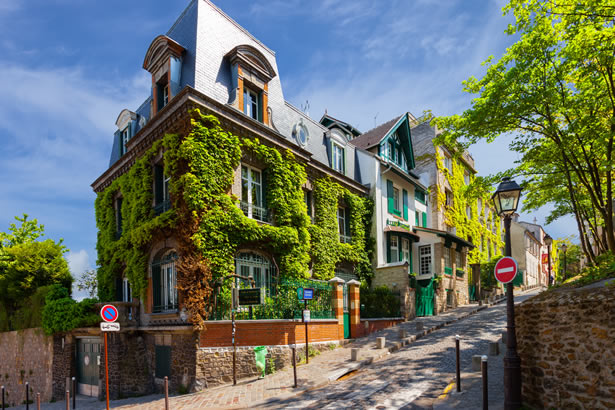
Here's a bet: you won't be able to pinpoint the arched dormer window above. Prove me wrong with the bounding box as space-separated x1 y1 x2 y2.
329 128 348 174
143 35 185 117
225 45 276 125
115 109 137 157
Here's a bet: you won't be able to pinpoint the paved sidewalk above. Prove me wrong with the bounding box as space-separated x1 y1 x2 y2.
11 295 512 410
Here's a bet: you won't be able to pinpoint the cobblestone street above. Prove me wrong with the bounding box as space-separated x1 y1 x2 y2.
11 289 539 410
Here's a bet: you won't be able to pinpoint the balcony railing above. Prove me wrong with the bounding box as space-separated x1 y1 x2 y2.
154 200 171 216
340 234 352 244
240 201 270 223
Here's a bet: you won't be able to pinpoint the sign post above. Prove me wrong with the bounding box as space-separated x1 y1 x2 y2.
100 305 119 410
301 288 313 364
494 257 518 284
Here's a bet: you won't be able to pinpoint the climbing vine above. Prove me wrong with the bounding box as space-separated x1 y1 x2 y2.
430 147 504 267
95 109 373 328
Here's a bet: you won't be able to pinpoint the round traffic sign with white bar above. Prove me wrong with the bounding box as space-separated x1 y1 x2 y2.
494 257 518 284
100 304 119 323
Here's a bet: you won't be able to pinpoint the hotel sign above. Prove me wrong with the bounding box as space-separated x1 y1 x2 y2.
386 219 412 232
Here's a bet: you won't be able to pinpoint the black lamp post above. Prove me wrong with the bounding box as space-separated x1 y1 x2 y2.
544 234 553 286
560 243 568 282
491 177 523 410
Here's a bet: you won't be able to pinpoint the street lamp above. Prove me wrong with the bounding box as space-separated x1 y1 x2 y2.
544 234 553 286
491 177 522 410
560 243 568 282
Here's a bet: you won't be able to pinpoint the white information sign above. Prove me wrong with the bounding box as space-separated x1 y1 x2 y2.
303 309 311 323
100 322 120 332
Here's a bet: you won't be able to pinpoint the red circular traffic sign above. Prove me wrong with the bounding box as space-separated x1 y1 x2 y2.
494 257 518 284
100 304 119 323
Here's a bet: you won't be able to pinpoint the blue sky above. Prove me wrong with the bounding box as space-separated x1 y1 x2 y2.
0 0 576 293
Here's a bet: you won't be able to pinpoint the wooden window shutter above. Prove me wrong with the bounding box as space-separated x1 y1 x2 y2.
387 180 394 214
402 189 408 220
422 212 428 228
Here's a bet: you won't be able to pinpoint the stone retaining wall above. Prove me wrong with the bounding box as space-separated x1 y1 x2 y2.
516 285 615 409
0 328 53 406
196 341 338 388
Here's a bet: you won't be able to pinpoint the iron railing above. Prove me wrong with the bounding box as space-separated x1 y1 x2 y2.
240 201 270 223
154 200 171 216
211 277 334 320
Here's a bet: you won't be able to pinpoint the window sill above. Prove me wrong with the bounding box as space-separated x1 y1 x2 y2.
150 310 178 317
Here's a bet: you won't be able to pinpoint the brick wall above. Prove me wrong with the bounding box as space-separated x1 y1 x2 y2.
516 285 615 409
373 263 414 319
0 328 54 406
199 319 341 347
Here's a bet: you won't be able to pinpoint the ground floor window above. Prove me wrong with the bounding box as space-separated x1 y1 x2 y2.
419 245 432 276
152 251 178 313
401 238 411 264
390 235 399 263
235 252 274 295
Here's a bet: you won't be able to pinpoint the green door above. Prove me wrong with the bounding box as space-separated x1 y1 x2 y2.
416 278 435 316
76 338 102 396
342 284 351 338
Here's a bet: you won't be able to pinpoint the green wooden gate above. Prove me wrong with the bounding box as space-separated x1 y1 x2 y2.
342 283 351 338
76 338 102 396
416 278 435 317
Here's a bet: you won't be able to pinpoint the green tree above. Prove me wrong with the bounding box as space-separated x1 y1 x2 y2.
0 215 72 328
434 0 615 264
76 269 98 299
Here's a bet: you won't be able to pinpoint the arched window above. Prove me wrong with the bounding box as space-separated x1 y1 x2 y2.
152 250 178 313
235 252 274 294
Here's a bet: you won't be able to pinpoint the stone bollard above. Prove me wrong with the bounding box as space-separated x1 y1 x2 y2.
376 337 386 349
501 331 507 345
489 341 499 356
399 329 407 338
472 355 482 371
416 322 424 332
351 348 360 361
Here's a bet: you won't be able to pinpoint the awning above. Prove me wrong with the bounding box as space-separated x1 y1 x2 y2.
413 227 475 250
384 225 421 242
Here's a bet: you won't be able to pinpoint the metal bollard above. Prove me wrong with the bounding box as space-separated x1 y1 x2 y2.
37 393 41 410
66 390 70 410
1 385 4 410
164 376 169 410
72 377 76 409
481 355 488 410
455 335 461 392
292 347 298 388
26 381 29 410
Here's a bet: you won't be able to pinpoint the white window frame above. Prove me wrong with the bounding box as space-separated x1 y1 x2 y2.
393 187 400 212
390 236 399 263
163 173 170 203
235 252 273 295
332 142 344 173
160 252 177 312
244 87 259 120
120 126 130 156
402 238 410 263
338 207 350 243
419 245 432 277
122 277 131 302
444 247 451 269
241 165 266 221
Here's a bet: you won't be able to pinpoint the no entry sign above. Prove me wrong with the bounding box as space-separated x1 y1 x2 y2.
100 304 119 323
494 257 518 284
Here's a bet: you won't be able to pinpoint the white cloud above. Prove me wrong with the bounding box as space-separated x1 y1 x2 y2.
66 249 90 277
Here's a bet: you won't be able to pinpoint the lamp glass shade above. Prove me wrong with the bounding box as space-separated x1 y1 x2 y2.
544 234 552 246
561 243 568 252
491 177 522 216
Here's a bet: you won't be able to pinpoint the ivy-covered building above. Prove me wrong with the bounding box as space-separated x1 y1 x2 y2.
88 0 373 396
412 119 503 313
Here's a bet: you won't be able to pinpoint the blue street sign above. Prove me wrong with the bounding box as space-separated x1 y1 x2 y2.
303 288 314 300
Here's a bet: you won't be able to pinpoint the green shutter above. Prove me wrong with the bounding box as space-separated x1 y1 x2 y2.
402 189 408 220
387 180 394 214
415 211 419 226
386 233 391 263
422 212 428 228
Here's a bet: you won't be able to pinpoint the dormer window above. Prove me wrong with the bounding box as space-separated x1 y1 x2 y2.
332 142 345 173
157 76 169 112
120 127 130 156
243 86 260 120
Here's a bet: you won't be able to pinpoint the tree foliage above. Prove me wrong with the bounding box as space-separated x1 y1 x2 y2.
0 215 72 330
434 0 615 263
